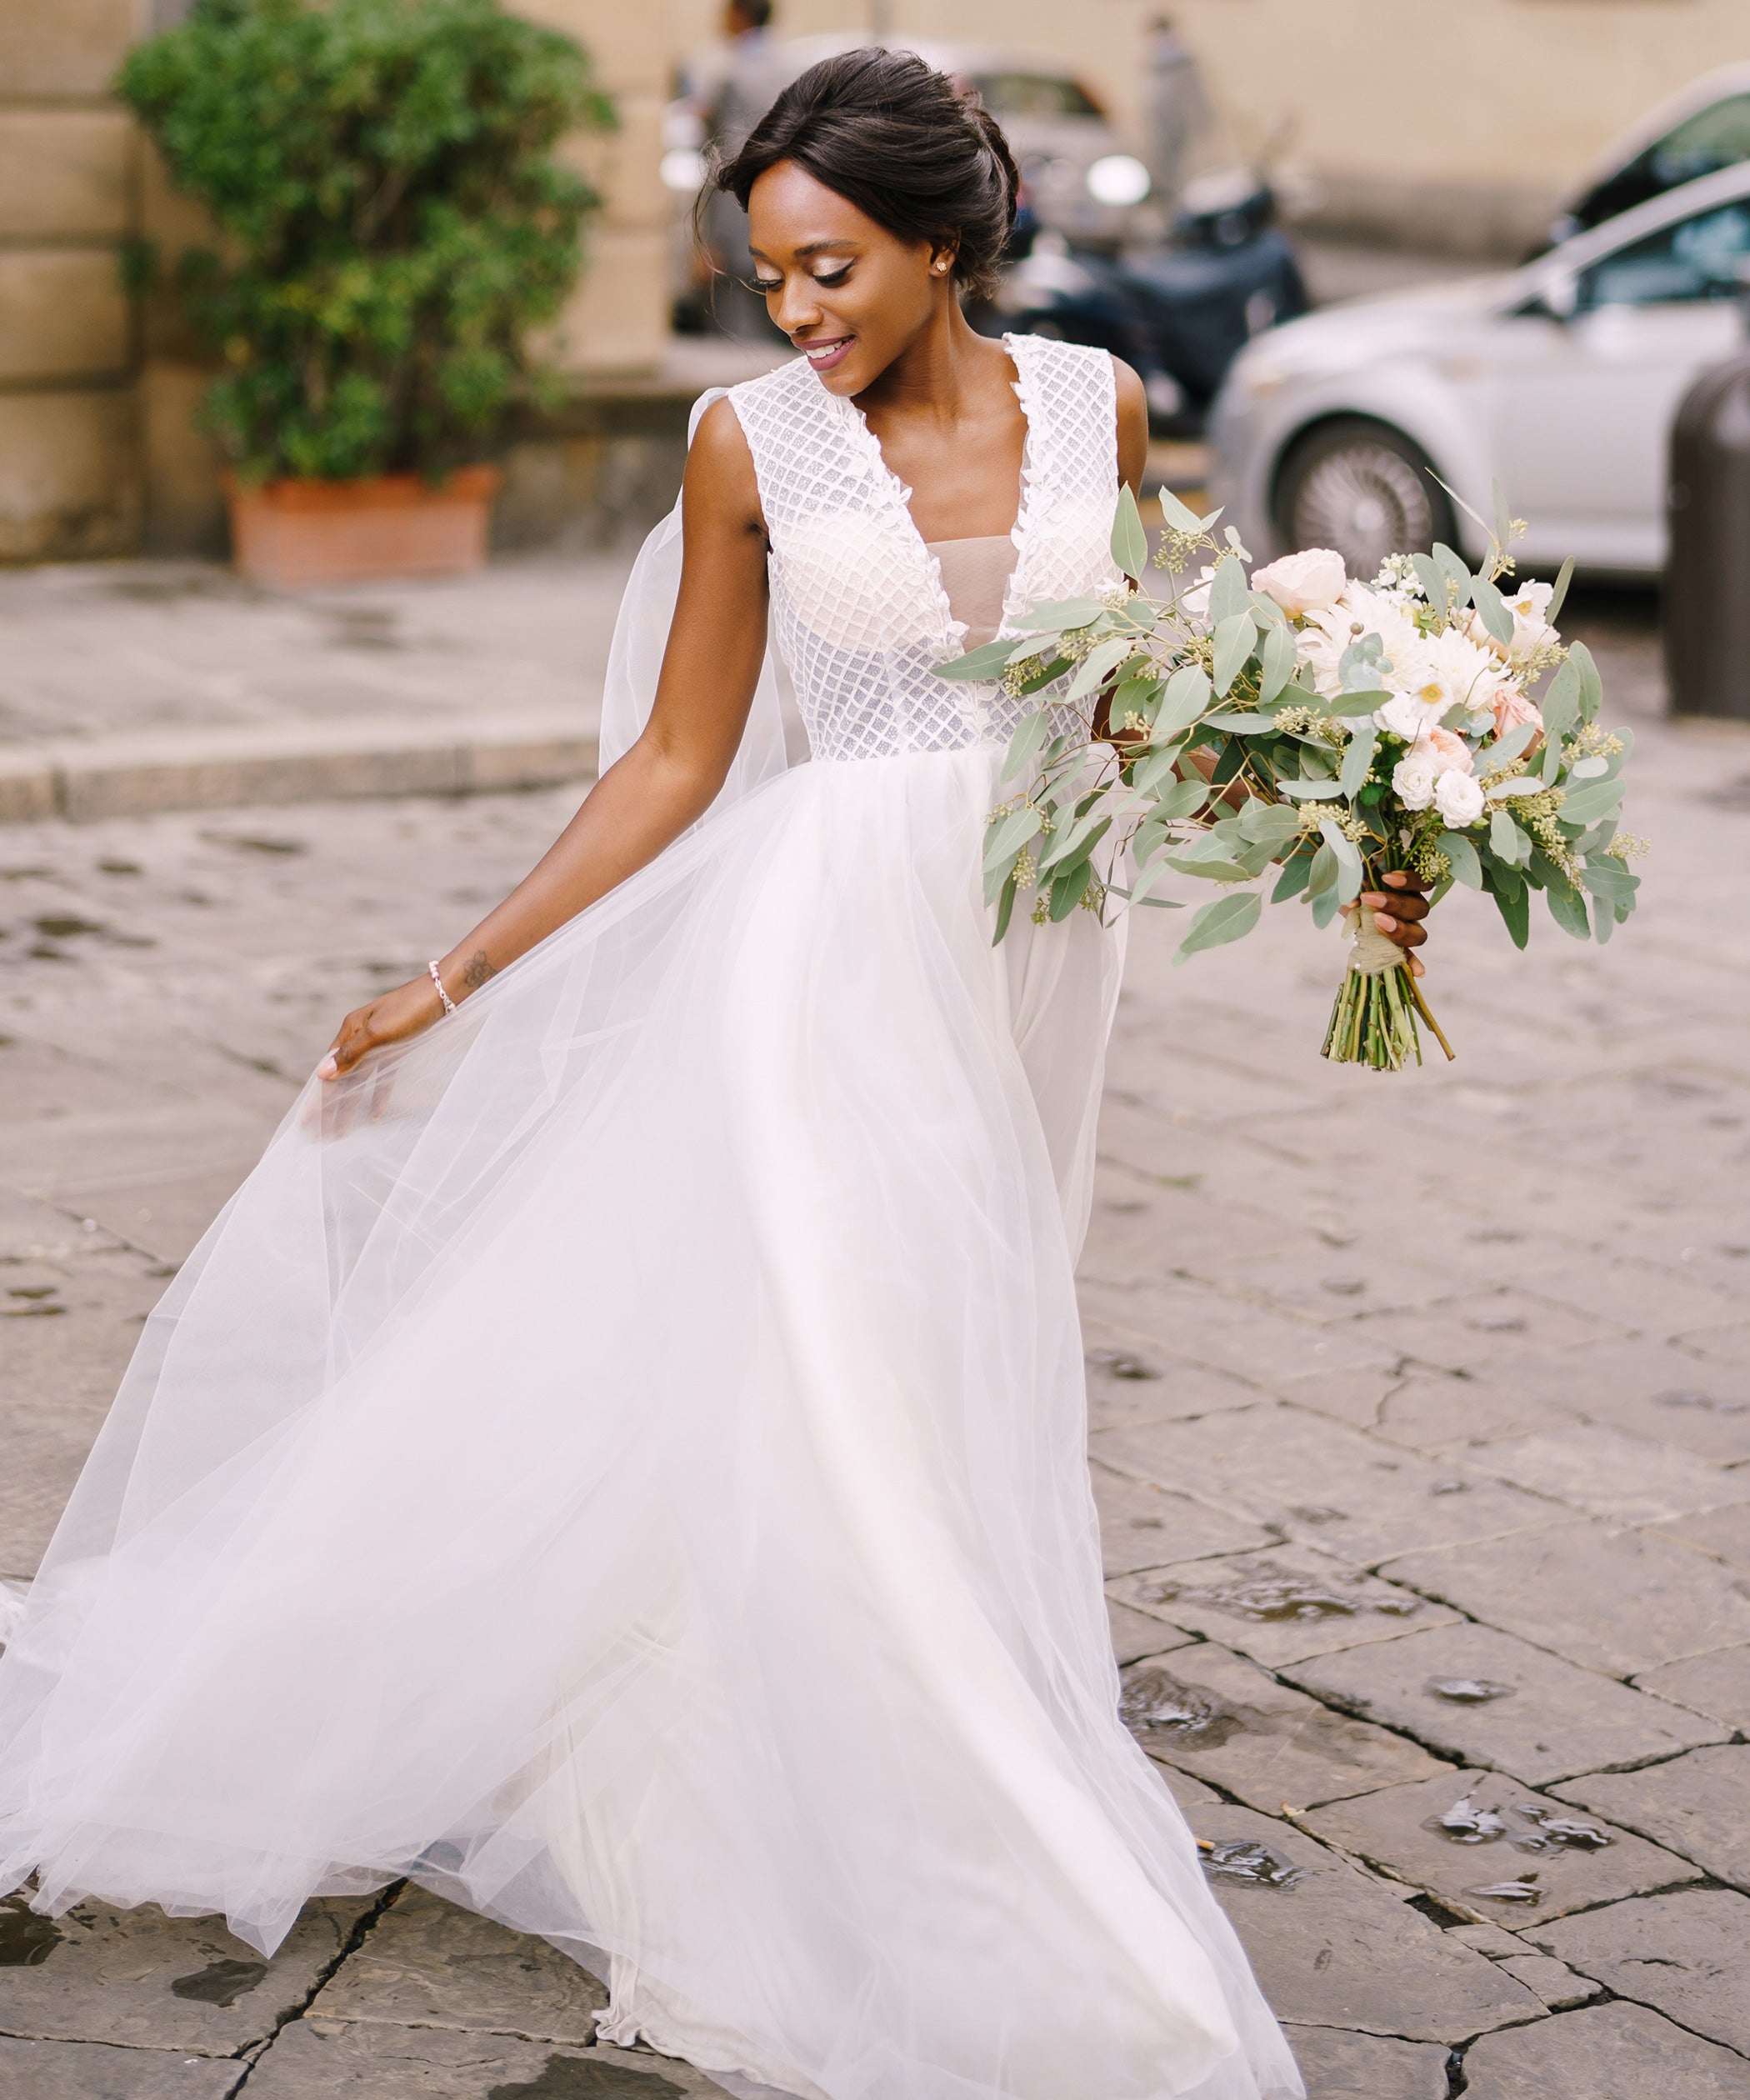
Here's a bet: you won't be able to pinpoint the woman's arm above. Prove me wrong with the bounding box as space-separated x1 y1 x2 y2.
318 398 769 1079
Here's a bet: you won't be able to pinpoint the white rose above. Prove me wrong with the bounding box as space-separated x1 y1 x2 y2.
1251 547 1347 617
1374 692 1434 742
1392 748 1440 811
1503 578 1558 660
1433 769 1487 828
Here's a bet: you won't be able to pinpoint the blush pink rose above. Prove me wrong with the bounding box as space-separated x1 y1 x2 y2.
1424 726 1475 775
1487 683 1545 745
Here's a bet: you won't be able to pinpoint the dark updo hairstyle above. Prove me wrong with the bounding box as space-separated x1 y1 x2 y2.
714 48 1020 303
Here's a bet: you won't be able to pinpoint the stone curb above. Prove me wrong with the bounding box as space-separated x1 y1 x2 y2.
0 709 598 824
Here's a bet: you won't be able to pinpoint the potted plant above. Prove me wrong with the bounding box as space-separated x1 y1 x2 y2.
120 0 614 588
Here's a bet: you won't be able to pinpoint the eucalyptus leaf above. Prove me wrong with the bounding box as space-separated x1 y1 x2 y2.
1492 878 1530 950
1130 745 1184 796
1539 657 1581 745
935 636 1020 682
1580 859 1638 903
1155 664 1213 736
1558 779 1625 827
1279 778 1347 799
1432 542 1472 603
998 708 1052 783
1489 808 1528 864
1110 483 1149 582
1208 553 1252 625
1469 571 1512 646
1338 632 1393 692
1172 888 1262 963
1412 552 1446 605
1012 597 1109 634
1492 477 1512 558
1545 878 1591 940
1039 808 1110 877
1272 850 1314 902
1570 639 1603 719
982 802 1042 873
1158 484 1203 534
1548 553 1575 624
1437 830 1482 888
1338 719 1378 797
1202 711 1278 732
1491 720 1538 772
1305 839 1338 898
1488 778 1548 800
1212 612 1256 698
1237 800 1303 847
1327 688 1391 717
1067 634 1135 701
1258 621 1298 703
1318 818 1363 906
992 870 1018 942
1166 855 1251 882
1152 775 1211 820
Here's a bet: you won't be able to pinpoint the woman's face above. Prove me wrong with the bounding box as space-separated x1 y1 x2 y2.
744 160 952 395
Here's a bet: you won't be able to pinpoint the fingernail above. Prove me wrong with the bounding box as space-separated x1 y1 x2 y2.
317 1055 337 1079
1374 912 1395 932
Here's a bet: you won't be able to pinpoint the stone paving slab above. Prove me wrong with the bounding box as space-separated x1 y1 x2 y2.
0 1893 366 2053
1080 1322 1267 1433
1088 1462 1275 1576
1380 1520 1750 1678
1300 1768 1702 1924
1188 1802 1540 2043
242 2021 724 2098
1106 1598 1198 1666
1281 1619 1726 1784
1634 1647 1750 1733
1492 1953 1601 2010
1458 1423 1746 1525
1091 1403 1557 1567
1528 1889 1750 2057
1281 2023 1451 2098
1648 1501 1750 1570
1478 1340 1750 1464
1458 1999 1750 2099
0 2036 241 2098
1368 1371 1582 1454
1122 1642 1451 1811
1106 1545 1454 1669
1553 1746 1750 1893
306 1888 605 2043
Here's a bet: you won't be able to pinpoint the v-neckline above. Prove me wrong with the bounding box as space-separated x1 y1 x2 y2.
831 333 1038 642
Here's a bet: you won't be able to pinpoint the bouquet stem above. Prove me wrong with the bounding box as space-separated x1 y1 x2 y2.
1321 916 1456 1071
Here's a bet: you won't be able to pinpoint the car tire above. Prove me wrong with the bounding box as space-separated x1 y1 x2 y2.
1272 418 1456 578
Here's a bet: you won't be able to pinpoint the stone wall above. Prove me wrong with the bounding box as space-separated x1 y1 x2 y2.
0 0 671 562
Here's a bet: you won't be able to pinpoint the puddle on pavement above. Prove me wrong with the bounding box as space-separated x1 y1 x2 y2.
0 1899 62 1966
1468 1312 1525 1332
1119 1668 1245 1748
203 833 307 857
171 1956 269 2006
32 915 106 940
488 2054 690 2099
1426 1792 1613 1863
1428 1480 1471 1496
1087 1348 1162 1381
1465 1873 1543 1904
5 1286 63 1319
1142 1564 1421 1625
1426 1678 1515 1704
1199 1838 1305 1890
97 860 142 876
1654 1388 1749 1415
1288 1505 1347 1526
1321 1276 1366 1296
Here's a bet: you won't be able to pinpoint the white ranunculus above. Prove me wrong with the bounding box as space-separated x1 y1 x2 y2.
1374 692 1433 742
1251 547 1347 616
1392 747 1441 811
1433 768 1487 828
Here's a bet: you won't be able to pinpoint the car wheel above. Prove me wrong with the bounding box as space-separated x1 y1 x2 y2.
1272 418 1455 578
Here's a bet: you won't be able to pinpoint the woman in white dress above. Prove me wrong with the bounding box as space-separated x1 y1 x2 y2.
0 50 1308 2100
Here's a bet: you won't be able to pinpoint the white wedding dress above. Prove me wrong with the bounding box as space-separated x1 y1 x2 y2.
0 337 1302 2100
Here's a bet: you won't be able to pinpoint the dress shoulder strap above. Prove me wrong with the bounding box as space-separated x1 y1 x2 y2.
726 356 878 539
1004 335 1122 618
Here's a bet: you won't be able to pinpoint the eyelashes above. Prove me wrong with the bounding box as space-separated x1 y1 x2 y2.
746 265 853 297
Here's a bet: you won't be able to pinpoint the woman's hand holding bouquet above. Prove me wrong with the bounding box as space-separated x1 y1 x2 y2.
941 481 1642 1070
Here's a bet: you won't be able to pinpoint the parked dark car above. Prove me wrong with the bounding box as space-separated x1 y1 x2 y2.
980 173 1308 432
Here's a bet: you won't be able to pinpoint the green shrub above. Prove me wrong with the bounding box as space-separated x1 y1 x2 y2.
119 0 614 483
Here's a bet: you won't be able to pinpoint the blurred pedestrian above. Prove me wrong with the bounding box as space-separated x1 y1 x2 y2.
1142 15 1210 215
695 0 789 338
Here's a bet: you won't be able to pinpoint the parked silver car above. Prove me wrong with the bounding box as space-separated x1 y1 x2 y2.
1211 162 1750 579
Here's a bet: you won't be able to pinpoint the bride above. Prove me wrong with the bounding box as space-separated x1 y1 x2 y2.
0 48 1349 2100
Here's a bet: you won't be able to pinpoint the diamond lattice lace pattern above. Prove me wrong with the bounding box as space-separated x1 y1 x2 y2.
728 336 1120 764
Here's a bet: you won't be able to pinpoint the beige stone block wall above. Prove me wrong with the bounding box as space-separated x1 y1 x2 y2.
0 112 132 242
0 0 138 98
0 253 132 385
0 392 141 562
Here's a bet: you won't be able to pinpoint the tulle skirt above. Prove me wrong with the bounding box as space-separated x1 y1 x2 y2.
0 745 1302 2100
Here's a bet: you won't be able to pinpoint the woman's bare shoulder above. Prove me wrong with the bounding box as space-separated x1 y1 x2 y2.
1109 356 1149 493
683 396 764 533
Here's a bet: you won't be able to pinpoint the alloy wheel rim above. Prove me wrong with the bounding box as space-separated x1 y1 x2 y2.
1292 443 1436 575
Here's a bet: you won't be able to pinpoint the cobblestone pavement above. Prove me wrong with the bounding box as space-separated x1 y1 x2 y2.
2 610 1748 2098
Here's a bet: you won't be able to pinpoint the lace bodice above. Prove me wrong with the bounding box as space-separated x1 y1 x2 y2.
728 335 1120 763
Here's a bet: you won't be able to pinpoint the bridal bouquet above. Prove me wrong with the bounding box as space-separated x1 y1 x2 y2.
942 484 1642 1071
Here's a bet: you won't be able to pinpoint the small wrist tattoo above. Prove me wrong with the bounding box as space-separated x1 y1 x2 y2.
459 948 496 992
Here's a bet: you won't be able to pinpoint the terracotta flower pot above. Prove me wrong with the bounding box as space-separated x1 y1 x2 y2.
224 465 502 588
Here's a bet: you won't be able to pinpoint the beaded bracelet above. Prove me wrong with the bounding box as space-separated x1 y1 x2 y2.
428 960 458 1017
